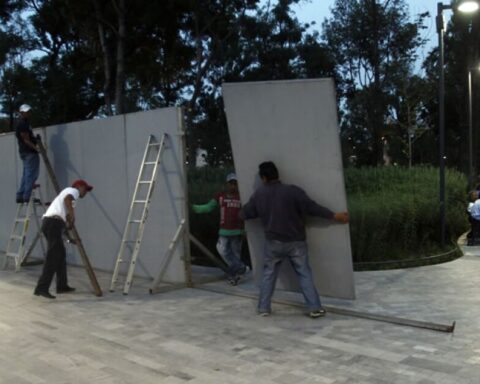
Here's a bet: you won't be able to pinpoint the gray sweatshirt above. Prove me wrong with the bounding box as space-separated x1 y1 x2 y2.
242 180 334 242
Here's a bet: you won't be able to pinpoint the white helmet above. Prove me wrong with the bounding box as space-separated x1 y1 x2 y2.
19 104 32 113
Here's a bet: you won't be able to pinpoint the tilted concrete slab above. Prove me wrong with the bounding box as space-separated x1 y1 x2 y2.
223 79 355 299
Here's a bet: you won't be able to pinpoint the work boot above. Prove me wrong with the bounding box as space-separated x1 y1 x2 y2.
309 308 327 318
34 290 56 299
57 286 76 294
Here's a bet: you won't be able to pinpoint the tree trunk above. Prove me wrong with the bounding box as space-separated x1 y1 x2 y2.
92 0 113 115
113 0 126 115
184 11 213 168
370 0 383 166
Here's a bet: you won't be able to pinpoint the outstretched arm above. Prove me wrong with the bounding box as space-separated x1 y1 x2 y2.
298 188 349 223
192 199 218 214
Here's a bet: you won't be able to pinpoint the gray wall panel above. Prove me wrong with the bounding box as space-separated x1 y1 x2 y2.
223 79 355 299
0 133 19 251
46 116 128 271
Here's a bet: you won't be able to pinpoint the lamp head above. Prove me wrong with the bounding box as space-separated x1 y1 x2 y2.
457 0 480 13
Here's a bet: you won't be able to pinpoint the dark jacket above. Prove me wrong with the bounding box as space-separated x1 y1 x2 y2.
242 180 334 242
15 118 37 154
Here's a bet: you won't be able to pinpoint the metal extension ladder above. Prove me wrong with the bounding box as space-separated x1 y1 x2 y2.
110 134 168 294
3 185 47 271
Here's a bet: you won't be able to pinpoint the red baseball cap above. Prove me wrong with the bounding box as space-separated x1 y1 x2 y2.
72 179 93 191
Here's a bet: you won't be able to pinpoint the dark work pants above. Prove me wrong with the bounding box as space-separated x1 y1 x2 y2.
35 217 68 293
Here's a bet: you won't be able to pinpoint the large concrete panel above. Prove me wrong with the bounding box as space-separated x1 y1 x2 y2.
44 115 129 274
223 79 355 299
1 108 187 285
0 133 20 251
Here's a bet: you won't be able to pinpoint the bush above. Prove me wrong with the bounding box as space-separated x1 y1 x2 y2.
346 166 468 264
188 166 469 269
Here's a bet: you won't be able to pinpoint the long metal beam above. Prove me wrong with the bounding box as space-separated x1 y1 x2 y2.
197 284 455 333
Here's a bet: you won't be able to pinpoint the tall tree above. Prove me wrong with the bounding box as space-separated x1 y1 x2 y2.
190 0 335 166
0 0 30 130
421 10 480 175
323 0 427 166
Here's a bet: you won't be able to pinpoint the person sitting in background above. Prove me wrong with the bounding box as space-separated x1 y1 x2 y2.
192 173 247 285
467 190 480 246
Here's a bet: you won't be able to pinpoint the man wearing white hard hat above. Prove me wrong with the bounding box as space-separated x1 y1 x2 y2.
15 104 40 204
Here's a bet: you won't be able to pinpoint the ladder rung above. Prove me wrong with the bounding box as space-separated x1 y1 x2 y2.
133 200 148 204
10 235 23 240
149 143 161 147
144 162 157 165
138 181 152 184
128 220 142 223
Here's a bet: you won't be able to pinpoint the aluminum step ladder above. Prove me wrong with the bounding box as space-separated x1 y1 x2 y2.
3 185 47 271
110 134 168 294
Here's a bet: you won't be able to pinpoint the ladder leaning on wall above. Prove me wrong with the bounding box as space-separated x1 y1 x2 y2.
2 184 47 271
110 134 169 294
110 131 235 296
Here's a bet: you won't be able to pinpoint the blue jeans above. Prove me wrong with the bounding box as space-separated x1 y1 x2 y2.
216 236 246 278
17 152 40 201
258 240 322 313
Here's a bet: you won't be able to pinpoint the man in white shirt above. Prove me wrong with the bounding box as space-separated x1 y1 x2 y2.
468 190 480 220
34 179 93 299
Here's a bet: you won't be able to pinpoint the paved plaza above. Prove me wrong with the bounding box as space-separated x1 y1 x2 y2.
1 244 480 384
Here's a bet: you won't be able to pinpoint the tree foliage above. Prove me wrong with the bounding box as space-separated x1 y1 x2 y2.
0 0 478 173
322 0 428 166
0 0 335 165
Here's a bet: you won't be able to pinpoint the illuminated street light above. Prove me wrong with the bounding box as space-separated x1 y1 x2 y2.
436 0 479 247
458 0 480 13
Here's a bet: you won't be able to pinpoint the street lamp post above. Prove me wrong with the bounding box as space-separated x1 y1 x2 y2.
468 65 480 187
436 0 479 248
469 67 474 187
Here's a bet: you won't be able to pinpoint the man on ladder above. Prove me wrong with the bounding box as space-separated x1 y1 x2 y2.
34 179 93 299
14 104 40 204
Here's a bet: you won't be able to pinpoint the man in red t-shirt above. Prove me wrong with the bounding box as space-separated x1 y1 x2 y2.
193 173 246 285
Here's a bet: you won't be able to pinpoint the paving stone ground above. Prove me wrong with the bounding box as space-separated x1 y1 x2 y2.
1 245 480 384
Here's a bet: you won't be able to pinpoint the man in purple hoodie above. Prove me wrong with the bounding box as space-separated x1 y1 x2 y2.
242 161 349 318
